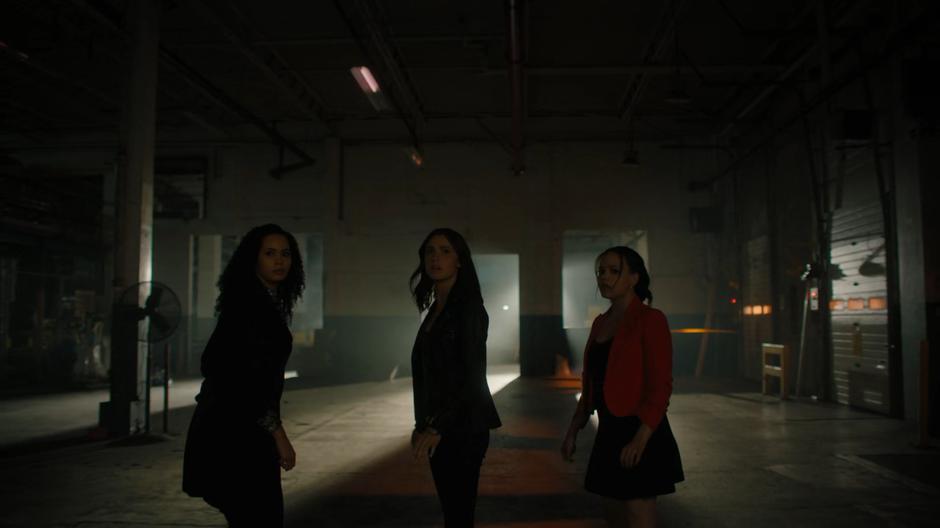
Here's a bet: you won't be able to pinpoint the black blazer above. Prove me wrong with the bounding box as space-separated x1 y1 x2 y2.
411 297 502 435
182 284 292 499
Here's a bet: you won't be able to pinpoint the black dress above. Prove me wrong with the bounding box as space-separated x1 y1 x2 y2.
182 284 293 525
584 339 684 500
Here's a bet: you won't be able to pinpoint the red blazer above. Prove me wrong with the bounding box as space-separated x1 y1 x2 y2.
579 295 674 430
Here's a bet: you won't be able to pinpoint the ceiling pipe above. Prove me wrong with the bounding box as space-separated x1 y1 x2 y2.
508 0 525 175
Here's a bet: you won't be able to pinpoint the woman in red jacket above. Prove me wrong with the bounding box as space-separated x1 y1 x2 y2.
561 246 684 527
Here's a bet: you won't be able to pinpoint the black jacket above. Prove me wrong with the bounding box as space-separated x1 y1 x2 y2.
411 298 502 435
182 283 292 499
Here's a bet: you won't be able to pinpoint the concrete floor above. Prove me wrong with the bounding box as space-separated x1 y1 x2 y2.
0 380 204 449
1 367 938 527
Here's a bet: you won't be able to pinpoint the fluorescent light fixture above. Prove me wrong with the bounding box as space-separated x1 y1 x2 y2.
350 66 380 93
351 66 392 111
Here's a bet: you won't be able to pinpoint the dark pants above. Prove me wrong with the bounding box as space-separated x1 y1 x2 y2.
429 431 490 528
203 453 284 528
208 485 283 528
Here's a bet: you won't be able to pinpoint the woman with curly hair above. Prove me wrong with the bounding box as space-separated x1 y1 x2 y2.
409 228 501 527
183 224 305 527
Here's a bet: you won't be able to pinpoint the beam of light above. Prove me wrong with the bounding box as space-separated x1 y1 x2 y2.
486 365 520 395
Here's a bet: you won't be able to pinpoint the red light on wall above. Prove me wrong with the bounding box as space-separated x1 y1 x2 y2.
847 298 866 310
730 297 738 305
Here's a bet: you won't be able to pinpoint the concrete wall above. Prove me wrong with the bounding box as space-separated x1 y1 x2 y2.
147 139 715 383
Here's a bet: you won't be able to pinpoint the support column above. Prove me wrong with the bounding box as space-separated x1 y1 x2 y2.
99 0 160 436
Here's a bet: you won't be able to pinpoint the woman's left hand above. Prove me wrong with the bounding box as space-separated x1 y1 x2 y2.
619 423 652 468
411 428 441 459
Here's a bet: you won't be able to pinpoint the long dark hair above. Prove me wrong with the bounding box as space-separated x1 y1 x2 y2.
597 246 653 304
215 224 305 319
409 228 483 312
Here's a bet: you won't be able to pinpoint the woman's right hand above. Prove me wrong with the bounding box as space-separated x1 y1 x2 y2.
560 430 577 462
273 427 296 471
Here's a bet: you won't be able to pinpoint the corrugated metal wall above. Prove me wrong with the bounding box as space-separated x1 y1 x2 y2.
829 201 890 414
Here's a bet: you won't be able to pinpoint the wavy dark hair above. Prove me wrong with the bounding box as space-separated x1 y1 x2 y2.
409 228 483 312
215 224 305 319
596 246 653 304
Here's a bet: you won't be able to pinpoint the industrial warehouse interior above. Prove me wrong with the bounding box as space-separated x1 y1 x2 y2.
1 0 939 527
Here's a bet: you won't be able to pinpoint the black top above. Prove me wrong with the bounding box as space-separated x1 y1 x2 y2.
182 281 293 498
589 339 613 415
196 284 292 430
411 298 502 435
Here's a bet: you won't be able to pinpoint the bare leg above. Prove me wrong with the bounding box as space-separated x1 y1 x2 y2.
604 497 656 527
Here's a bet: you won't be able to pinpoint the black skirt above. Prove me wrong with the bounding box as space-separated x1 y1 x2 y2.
584 412 685 500
583 339 684 500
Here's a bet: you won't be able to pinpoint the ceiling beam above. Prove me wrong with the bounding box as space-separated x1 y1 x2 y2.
185 0 334 133
67 0 316 175
169 33 505 48
333 0 425 149
714 0 871 137
617 0 684 121
283 63 789 76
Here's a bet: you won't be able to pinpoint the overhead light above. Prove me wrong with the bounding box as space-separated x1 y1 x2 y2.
350 66 391 111
350 66 380 93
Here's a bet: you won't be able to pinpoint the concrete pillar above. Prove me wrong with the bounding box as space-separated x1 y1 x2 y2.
894 124 926 423
100 0 160 436
195 236 222 319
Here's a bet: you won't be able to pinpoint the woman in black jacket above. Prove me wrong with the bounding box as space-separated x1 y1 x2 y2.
410 228 502 528
183 224 304 527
